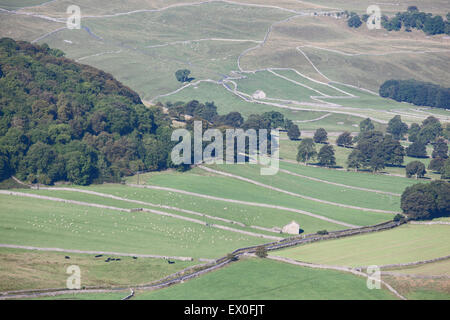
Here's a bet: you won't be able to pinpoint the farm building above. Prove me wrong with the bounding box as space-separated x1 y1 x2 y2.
282 221 300 235
252 90 266 99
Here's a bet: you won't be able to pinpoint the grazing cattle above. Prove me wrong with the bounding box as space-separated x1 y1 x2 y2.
132 256 138 260
168 260 175 264
65 256 70 259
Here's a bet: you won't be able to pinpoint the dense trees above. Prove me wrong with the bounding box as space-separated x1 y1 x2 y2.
387 115 408 140
401 180 450 219
380 79 450 110
379 7 449 35
428 158 446 174
406 140 427 158
313 128 328 144
359 118 374 133
347 130 405 172
347 14 362 28
0 38 174 185
287 124 301 140
336 131 353 148
317 145 336 167
297 138 317 164
175 69 192 83
442 159 450 179
405 161 426 179
432 138 449 159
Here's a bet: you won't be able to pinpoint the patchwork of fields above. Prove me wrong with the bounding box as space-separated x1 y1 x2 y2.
0 0 449 301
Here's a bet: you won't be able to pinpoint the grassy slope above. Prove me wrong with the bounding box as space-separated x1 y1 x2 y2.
134 258 396 300
19 188 287 239
0 247 196 292
386 259 450 277
135 168 393 226
0 194 268 259
61 184 344 234
209 163 401 211
274 224 450 267
279 134 442 180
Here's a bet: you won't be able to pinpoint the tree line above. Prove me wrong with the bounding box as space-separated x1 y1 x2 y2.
346 6 450 36
379 79 449 110
0 38 176 185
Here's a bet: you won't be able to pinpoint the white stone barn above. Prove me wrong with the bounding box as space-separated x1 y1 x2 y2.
252 90 266 99
282 221 300 235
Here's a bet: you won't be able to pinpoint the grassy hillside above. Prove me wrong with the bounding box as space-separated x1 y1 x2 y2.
134 258 396 299
0 194 268 259
273 224 450 267
0 247 196 292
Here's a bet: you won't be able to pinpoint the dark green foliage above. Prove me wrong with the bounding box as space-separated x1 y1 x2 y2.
297 138 317 163
379 79 449 110
0 147 11 181
313 128 328 144
261 111 285 129
336 131 353 148
175 69 191 83
428 158 446 173
408 123 421 142
348 131 405 172
382 16 402 31
287 124 301 141
441 158 450 179
432 138 448 159
387 115 408 140
347 14 362 28
380 135 405 166
359 118 375 132
380 7 446 35
255 246 268 258
406 141 428 158
423 15 445 35
347 149 363 171
405 161 426 179
317 145 336 167
0 38 173 185
216 112 244 128
418 117 443 144
393 214 406 222
401 180 450 219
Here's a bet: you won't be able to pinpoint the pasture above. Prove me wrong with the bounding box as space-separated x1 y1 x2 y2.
132 168 395 227
273 224 450 267
0 247 196 292
207 163 401 211
61 184 345 234
133 258 396 299
0 194 268 259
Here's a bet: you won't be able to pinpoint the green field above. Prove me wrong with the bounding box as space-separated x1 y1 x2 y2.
0 194 268 259
386 259 450 277
134 258 396 299
0 247 196 292
31 184 344 234
207 163 401 211
274 224 450 267
132 168 394 227
279 133 442 180
0 0 48 9
19 188 289 239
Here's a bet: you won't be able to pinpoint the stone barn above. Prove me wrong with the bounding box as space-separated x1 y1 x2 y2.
252 90 266 99
282 221 300 235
